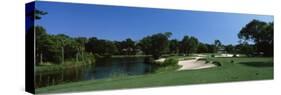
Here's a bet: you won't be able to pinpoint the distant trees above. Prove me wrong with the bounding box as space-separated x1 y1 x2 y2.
179 36 199 55
197 43 208 53
74 37 88 62
235 43 256 56
32 10 272 65
214 40 222 53
238 19 273 56
36 31 80 64
115 38 137 55
169 39 180 54
138 32 172 59
224 44 235 54
35 26 48 64
85 37 117 56
205 44 215 53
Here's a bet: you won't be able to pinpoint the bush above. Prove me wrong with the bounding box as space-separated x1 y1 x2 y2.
230 60 234 63
211 54 215 57
197 58 207 61
154 58 180 73
212 61 221 66
162 58 178 66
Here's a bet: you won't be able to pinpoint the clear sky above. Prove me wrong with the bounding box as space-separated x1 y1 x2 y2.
34 1 273 45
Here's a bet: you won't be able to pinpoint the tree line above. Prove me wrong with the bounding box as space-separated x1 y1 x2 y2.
28 10 273 65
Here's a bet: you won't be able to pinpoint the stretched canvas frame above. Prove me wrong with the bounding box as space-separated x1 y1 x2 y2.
26 1 274 94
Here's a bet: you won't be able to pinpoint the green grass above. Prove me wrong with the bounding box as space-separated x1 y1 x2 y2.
36 57 273 94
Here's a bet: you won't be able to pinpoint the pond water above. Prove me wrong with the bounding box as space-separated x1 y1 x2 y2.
35 57 153 88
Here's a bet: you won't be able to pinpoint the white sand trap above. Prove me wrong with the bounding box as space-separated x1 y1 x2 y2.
215 54 240 57
178 57 216 71
194 54 207 57
154 58 166 63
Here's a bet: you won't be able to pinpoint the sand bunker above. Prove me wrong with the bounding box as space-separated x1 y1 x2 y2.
178 57 216 71
154 58 166 63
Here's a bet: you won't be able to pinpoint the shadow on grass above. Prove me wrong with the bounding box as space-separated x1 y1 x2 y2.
239 62 273 67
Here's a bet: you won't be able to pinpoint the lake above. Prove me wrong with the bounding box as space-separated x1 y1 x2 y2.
35 57 153 88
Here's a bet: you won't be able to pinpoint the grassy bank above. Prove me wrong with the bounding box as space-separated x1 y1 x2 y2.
36 61 94 73
36 57 273 94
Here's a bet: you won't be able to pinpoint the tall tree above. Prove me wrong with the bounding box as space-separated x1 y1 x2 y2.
238 19 273 56
75 37 88 62
197 43 208 53
225 44 235 54
235 42 255 56
169 39 180 54
85 37 117 56
188 36 199 54
35 26 48 64
54 34 73 64
180 36 199 55
31 9 48 64
118 38 136 55
138 32 172 59
214 40 222 53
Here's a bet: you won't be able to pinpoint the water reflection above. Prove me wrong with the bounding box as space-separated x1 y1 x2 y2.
35 57 153 88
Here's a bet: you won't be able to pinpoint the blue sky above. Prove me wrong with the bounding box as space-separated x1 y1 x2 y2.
34 1 273 45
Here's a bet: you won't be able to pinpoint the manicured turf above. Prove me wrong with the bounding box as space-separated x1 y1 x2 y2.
36 57 273 94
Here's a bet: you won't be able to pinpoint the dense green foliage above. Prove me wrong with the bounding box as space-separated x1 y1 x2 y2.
162 58 178 66
224 44 235 54
114 38 138 55
138 32 172 59
179 36 199 55
238 19 273 56
36 29 95 65
85 37 117 57
169 39 180 54
197 43 208 53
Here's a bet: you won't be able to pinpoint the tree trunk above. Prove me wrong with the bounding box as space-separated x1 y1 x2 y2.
76 52 79 63
40 53 43 64
61 47 64 64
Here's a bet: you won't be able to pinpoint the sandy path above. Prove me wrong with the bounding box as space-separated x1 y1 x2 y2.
178 57 216 71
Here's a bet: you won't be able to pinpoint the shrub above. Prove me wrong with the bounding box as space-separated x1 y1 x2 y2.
197 58 207 61
162 58 178 66
230 60 234 63
211 54 215 57
212 61 221 66
154 58 180 73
